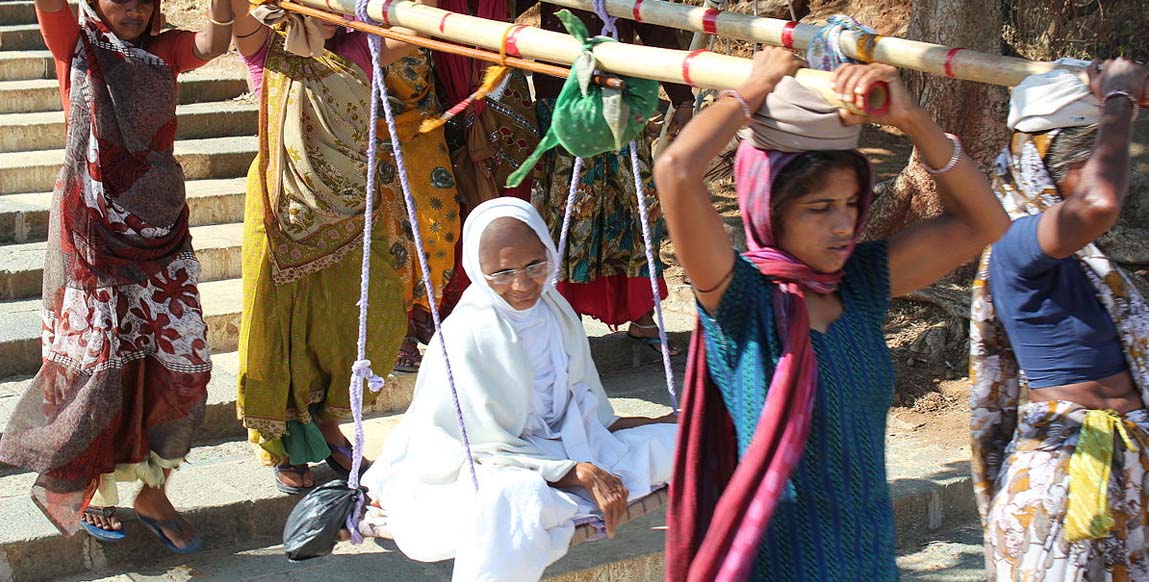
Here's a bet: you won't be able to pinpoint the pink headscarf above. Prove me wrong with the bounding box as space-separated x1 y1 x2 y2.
667 139 872 582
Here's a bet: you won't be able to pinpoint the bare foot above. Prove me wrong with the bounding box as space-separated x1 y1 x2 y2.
134 486 198 550
81 506 123 533
276 463 315 489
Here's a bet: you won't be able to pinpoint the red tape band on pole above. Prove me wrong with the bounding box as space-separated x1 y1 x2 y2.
504 25 526 58
701 8 719 34
633 0 643 22
781 21 797 49
379 0 393 26
944 47 962 78
325 0 336 12
438 12 452 33
682 49 706 86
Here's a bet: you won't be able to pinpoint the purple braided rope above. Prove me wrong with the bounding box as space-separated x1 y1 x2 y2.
591 0 618 39
627 143 678 412
588 0 677 411
343 0 479 543
343 0 384 544
554 156 584 274
362 7 479 495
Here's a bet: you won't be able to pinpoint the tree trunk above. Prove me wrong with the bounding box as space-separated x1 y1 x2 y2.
861 0 1010 246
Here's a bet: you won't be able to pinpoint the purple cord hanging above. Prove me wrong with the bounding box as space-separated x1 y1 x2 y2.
581 0 678 412
554 156 584 268
345 0 480 544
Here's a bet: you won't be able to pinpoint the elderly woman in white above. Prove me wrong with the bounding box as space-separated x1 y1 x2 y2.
361 197 677 581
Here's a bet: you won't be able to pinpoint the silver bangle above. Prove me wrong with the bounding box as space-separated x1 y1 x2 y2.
923 132 962 176
1102 90 1139 121
207 13 235 26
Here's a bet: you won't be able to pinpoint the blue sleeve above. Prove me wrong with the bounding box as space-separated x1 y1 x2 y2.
992 214 1060 278
697 253 774 372
843 240 891 325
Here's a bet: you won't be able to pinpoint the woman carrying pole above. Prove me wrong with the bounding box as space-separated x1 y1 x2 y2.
655 48 1009 580
970 59 1149 580
229 0 459 494
0 0 233 551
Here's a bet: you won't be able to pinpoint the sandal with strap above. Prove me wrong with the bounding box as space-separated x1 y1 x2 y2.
325 440 368 479
394 336 422 374
627 322 682 357
137 513 203 554
274 463 314 495
80 505 127 542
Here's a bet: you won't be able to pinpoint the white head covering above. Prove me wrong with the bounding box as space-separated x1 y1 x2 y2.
461 198 588 440
461 197 560 318
1008 68 1100 133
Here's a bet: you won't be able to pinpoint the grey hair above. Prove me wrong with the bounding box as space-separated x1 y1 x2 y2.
1043 124 1099 185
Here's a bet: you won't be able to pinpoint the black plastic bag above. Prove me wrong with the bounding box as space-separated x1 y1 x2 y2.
283 479 365 562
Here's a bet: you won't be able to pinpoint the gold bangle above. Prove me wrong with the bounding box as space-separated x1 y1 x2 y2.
207 13 235 26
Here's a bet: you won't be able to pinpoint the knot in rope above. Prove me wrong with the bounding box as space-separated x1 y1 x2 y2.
351 359 387 393
590 0 618 40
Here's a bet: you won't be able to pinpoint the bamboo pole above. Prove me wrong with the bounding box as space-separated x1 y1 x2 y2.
541 0 1064 86
287 0 887 113
652 0 721 159
280 0 625 89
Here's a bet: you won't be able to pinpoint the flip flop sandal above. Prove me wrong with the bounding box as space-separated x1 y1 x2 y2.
325 441 368 479
137 513 203 554
394 337 422 374
274 463 314 495
80 506 127 542
626 331 682 357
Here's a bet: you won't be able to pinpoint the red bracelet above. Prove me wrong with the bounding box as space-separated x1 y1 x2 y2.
719 89 752 123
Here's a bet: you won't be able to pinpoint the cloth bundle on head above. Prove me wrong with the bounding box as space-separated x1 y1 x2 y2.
747 76 862 153
249 0 326 58
667 137 872 581
505 10 659 187
805 15 877 72
1008 69 1099 133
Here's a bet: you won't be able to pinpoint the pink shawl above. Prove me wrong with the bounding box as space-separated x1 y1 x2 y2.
666 140 872 581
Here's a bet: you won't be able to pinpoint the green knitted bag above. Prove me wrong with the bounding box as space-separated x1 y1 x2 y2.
505 9 659 187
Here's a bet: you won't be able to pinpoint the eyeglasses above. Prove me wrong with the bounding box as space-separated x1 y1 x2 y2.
483 261 550 286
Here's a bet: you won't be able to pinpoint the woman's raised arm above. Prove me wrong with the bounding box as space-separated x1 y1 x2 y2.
192 0 235 61
832 64 1010 298
1036 59 1146 259
653 47 800 314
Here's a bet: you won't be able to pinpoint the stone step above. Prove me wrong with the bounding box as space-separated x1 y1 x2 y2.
0 2 51 27
0 277 243 379
0 371 681 582
0 134 256 195
0 351 424 458
0 50 53 82
0 100 259 153
896 520 984 581
1 405 973 582
0 349 680 478
0 280 696 389
0 222 244 301
0 74 249 115
0 24 41 52
0 177 246 244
